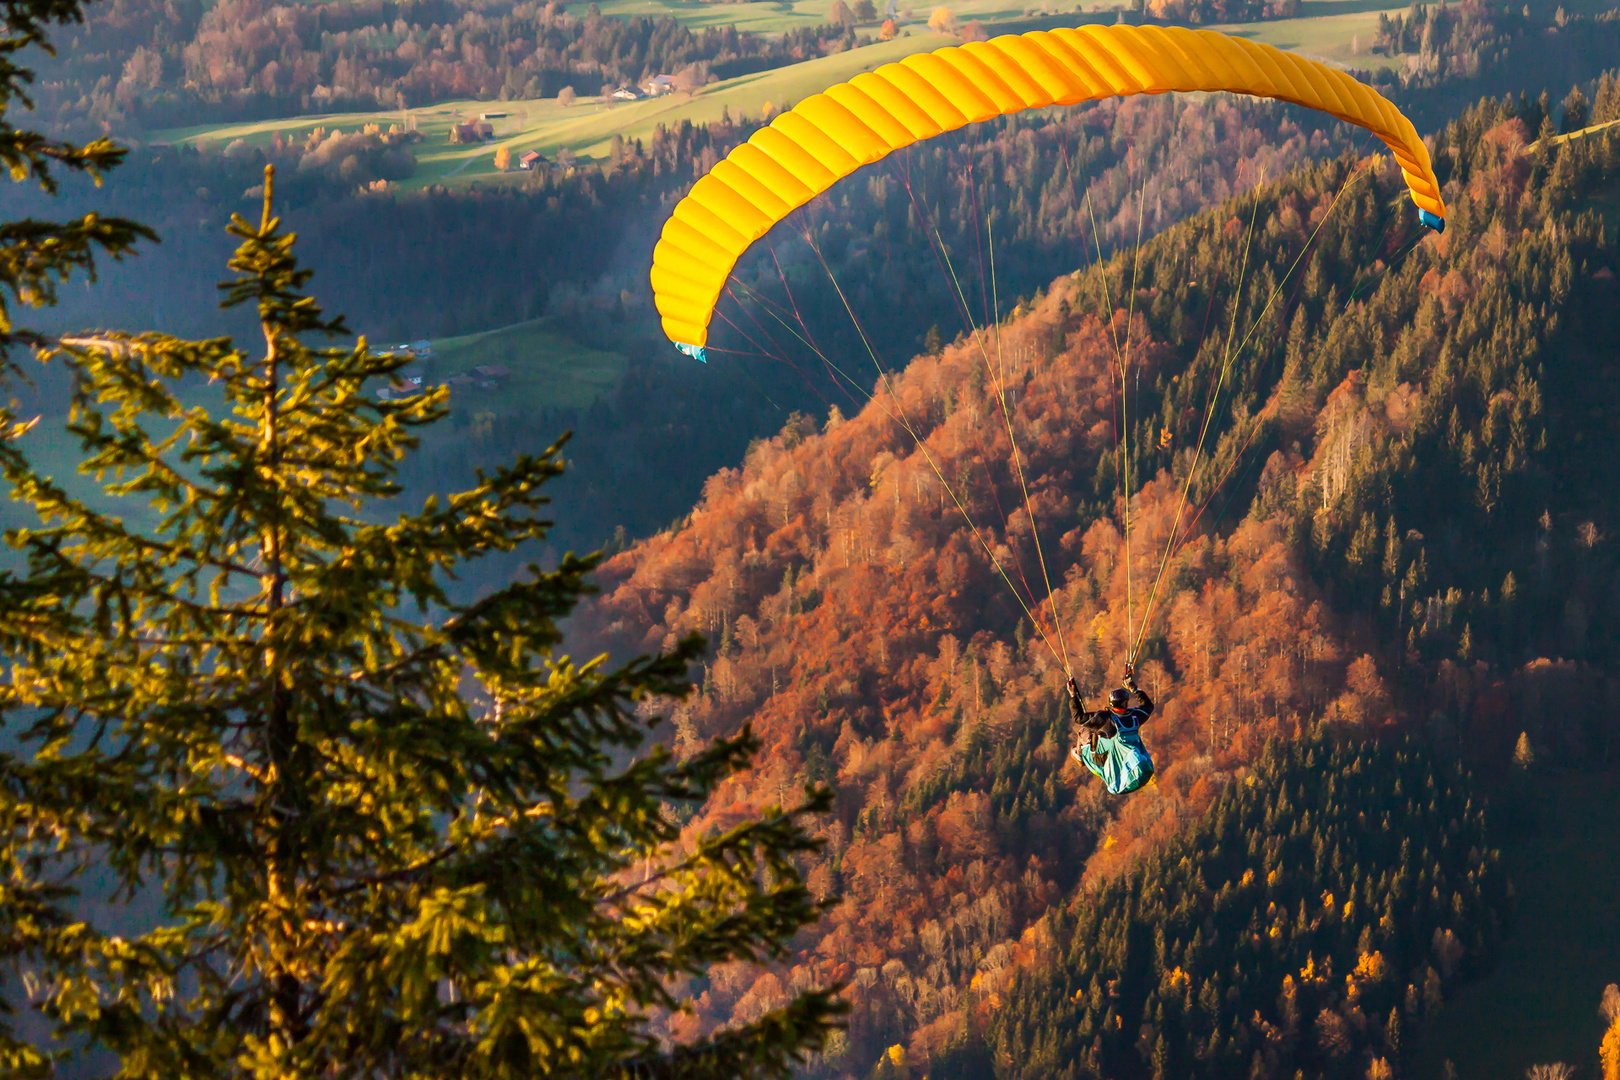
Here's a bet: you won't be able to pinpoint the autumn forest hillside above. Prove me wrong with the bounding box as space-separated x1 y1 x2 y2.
8 0 1620 1070
577 96 1620 1078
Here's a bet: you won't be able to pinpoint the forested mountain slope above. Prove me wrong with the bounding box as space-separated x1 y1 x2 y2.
576 95 1620 1078
988 734 1507 1080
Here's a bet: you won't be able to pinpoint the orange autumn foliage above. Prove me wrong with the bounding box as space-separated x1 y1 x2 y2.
578 273 1399 1072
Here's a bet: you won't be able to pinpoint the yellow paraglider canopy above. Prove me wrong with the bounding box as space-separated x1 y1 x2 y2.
649 24 1446 357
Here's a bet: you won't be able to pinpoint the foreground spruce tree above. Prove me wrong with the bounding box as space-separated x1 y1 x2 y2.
0 167 841 1078
0 0 152 1073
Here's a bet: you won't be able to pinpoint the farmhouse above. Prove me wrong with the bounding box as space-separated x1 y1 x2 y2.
451 121 495 143
376 370 428 401
643 74 676 96
519 150 545 170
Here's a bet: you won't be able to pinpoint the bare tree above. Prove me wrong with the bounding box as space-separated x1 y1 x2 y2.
1526 1065 1576 1080
1601 982 1620 1022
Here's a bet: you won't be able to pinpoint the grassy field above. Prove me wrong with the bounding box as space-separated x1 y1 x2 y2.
153 0 1419 191
591 0 1091 32
577 0 1241 33
427 319 628 414
1552 116 1620 147
591 0 1620 28
1215 1 1407 67
1408 769 1620 1080
155 33 955 188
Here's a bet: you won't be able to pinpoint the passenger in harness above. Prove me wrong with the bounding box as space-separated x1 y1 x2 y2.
1068 665 1155 795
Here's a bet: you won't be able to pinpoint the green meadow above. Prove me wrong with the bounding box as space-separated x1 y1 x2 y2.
425 319 629 414
152 0 1421 191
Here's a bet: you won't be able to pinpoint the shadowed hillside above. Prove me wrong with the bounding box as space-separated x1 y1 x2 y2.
573 95 1620 1076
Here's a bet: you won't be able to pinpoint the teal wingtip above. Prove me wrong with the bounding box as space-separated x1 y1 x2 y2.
675 342 708 363
1418 208 1445 234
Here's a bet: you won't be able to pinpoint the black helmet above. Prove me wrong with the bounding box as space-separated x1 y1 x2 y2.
1108 687 1131 709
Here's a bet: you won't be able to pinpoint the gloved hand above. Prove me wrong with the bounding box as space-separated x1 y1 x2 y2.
1067 676 1083 712
1122 663 1137 691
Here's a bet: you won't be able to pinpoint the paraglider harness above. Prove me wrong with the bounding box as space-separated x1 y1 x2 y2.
1070 669 1155 795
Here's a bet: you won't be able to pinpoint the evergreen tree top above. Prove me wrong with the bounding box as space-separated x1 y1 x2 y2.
0 165 843 1079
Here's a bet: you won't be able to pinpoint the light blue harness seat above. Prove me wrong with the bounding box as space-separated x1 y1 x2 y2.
1072 710 1155 795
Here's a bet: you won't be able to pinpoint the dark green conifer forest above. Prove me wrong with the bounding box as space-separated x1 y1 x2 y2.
980 734 1506 1080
